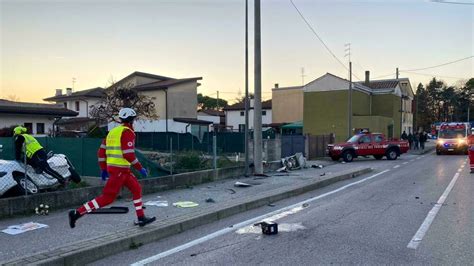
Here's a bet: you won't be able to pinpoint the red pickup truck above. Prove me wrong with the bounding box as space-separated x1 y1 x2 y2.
327 133 410 162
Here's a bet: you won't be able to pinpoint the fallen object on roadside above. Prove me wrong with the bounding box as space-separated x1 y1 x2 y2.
205 198 216 203
311 164 324 169
234 181 252 187
280 153 307 171
173 201 199 208
144 200 169 207
90 206 129 214
254 221 278 235
35 204 49 215
2 222 48 235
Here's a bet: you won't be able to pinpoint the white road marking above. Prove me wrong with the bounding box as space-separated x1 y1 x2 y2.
403 162 409 165
132 170 390 265
393 165 400 169
407 168 463 249
236 223 306 234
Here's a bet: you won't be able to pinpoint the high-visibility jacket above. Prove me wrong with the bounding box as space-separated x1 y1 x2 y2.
105 125 133 168
21 134 43 158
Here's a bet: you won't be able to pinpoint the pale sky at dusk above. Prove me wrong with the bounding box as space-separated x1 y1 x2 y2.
1 0 472 103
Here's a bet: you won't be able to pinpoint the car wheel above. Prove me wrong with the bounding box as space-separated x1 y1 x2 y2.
386 149 398 160
331 156 340 161
373 155 383 160
436 150 442 155
68 167 81 184
342 151 354 163
13 172 38 195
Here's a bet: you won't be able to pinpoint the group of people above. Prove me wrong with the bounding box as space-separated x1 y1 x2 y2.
401 131 428 150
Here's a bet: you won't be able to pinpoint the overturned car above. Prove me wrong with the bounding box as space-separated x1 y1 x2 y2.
0 154 81 197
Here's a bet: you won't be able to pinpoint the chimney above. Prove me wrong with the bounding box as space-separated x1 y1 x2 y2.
55 89 62 96
365 71 370 86
274 83 279 89
66 88 72 96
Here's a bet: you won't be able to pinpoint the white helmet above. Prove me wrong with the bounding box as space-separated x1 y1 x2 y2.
118 108 137 120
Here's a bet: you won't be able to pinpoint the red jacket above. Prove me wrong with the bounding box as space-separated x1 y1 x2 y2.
97 123 143 171
468 135 474 146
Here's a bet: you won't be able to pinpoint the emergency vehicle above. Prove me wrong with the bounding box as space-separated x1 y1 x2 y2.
436 122 470 155
327 132 410 162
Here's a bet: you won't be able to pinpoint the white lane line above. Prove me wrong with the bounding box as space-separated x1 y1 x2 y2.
132 170 391 265
393 165 400 169
407 169 463 249
403 162 409 165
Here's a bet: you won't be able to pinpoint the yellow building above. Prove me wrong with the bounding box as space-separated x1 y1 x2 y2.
271 84 304 124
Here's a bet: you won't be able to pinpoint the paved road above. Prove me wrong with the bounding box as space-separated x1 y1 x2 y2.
91 152 472 265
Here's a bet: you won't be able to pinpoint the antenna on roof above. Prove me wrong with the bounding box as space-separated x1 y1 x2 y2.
72 77 76 91
301 67 306 86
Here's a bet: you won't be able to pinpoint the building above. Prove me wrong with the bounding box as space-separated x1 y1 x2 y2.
45 71 206 133
223 99 272 132
43 87 105 131
303 72 414 142
197 109 225 131
272 84 304 124
0 99 78 136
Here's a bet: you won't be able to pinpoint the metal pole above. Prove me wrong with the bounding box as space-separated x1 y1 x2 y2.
348 61 352 138
244 0 250 176
396 67 399 79
213 135 217 170
23 143 27 196
216 91 219 110
253 0 263 175
170 138 173 175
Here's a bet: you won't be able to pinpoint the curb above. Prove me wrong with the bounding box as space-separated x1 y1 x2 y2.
3 167 373 266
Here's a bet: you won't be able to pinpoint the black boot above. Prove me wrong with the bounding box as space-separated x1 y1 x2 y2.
137 216 156 227
68 210 81 229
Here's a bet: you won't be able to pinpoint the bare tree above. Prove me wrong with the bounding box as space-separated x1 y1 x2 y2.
6 95 20 102
89 85 158 123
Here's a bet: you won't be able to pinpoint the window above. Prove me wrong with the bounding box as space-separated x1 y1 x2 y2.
374 135 383 143
63 102 67 108
262 110 266 116
75 101 80 111
240 111 244 116
37 123 45 134
359 135 371 144
24 123 33 134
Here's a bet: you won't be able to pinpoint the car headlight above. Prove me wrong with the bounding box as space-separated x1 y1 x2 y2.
458 139 466 145
437 139 445 145
333 146 343 150
0 172 7 178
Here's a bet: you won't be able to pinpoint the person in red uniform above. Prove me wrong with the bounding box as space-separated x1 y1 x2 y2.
468 128 474 173
68 108 155 228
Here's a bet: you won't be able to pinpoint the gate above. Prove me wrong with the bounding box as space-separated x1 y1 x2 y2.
307 134 332 160
281 135 305 157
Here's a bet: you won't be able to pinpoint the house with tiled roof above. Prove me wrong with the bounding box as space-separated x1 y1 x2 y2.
302 72 414 143
44 71 207 133
0 99 77 136
223 99 272 132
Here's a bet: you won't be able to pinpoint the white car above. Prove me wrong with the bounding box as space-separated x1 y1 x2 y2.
0 153 81 197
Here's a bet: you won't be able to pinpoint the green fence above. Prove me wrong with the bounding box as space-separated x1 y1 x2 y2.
0 137 168 178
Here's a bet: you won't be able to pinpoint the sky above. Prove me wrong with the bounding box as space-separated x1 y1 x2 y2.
0 0 473 104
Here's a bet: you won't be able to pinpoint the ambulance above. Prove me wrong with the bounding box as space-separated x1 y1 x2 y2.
436 122 471 155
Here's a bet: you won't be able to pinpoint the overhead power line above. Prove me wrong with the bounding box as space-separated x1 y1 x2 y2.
289 0 361 81
400 56 473 72
400 70 466 80
430 0 474 5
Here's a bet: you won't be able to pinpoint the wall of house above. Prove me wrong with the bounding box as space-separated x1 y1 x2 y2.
140 90 167 120
372 94 402 138
303 90 371 142
272 88 303 123
226 109 272 131
167 82 198 119
60 99 101 118
108 119 190 133
352 115 394 137
0 114 55 136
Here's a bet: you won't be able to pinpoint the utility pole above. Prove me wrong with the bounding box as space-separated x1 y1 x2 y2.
253 0 263 175
216 90 219 110
301 67 306 86
396 67 399 79
348 62 352 138
244 0 250 176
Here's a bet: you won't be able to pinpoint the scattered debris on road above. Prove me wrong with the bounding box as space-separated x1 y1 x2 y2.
234 181 252 187
144 200 169 207
35 204 49 215
226 188 236 194
254 221 279 235
205 198 216 203
173 201 199 208
2 222 49 235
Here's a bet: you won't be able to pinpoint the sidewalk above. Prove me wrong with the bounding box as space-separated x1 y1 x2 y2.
0 162 371 265
408 141 436 155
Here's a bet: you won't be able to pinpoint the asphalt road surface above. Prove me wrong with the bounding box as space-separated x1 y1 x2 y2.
91 152 472 265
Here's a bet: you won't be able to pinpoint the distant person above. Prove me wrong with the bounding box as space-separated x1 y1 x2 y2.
419 132 426 150
68 108 156 228
401 131 408 141
13 126 66 184
408 132 414 149
414 133 420 150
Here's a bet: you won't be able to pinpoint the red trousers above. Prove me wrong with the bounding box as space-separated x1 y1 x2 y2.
469 145 474 172
77 168 144 217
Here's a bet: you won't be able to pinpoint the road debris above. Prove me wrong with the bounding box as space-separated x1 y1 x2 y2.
254 221 279 235
144 200 169 207
227 188 236 194
234 181 252 187
205 198 216 203
311 165 324 169
35 204 49 215
2 222 49 235
173 201 199 208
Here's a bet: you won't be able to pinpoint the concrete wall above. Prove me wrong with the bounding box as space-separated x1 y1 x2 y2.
272 88 303 123
140 89 167 120
372 94 402 138
225 109 272 131
0 114 55 136
352 115 394 137
167 82 198 119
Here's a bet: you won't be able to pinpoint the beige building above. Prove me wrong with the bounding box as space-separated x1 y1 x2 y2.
271 84 304 124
